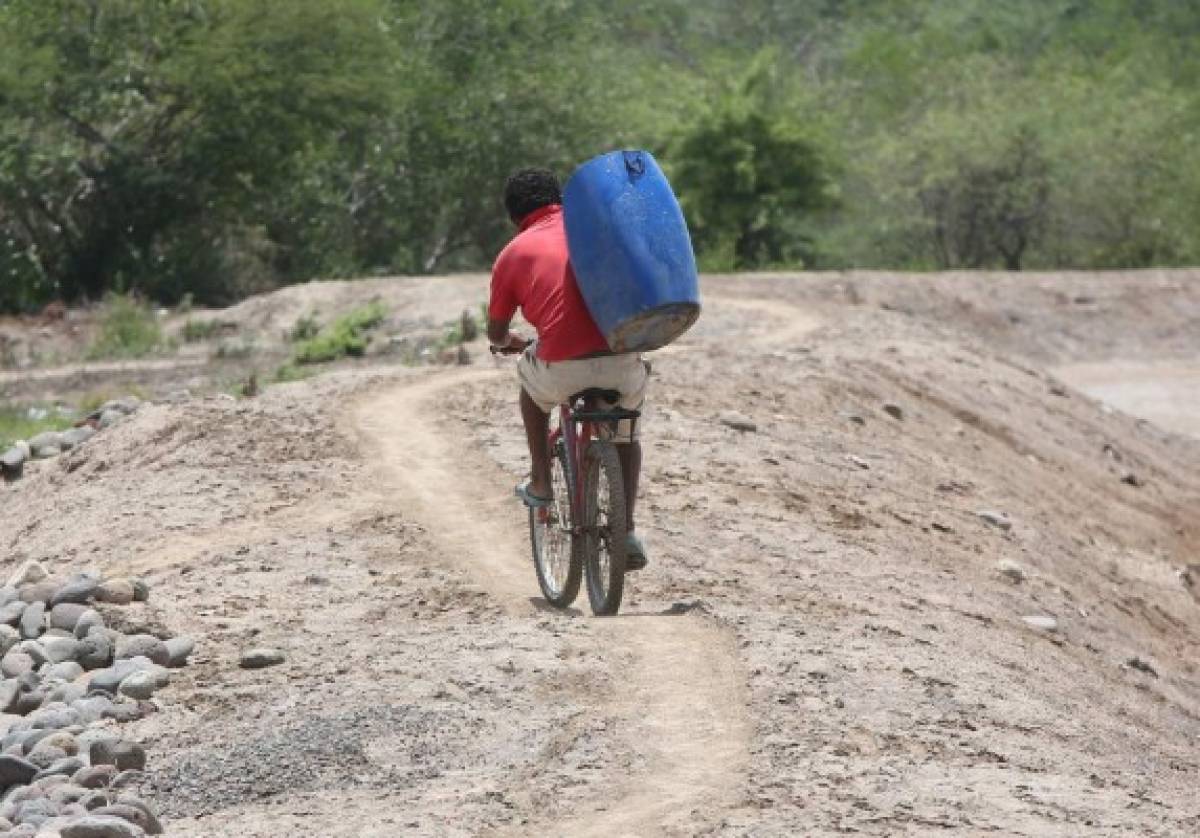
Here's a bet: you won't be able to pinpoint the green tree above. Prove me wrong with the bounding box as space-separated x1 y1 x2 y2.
667 56 835 269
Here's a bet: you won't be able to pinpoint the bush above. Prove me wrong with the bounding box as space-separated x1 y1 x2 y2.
87 295 165 360
182 319 221 342
289 314 321 342
292 301 387 365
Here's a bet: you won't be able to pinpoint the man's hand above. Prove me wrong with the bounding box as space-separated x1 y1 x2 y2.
490 333 529 355
487 317 528 355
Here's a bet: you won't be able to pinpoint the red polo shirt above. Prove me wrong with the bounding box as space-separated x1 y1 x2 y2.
489 204 609 362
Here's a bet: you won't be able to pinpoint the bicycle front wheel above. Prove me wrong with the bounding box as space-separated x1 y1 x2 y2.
530 438 582 608
582 440 628 616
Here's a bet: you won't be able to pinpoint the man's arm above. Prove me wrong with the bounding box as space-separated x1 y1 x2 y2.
487 317 513 346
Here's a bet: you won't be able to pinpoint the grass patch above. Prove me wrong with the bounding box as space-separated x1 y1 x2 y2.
182 319 221 342
289 314 321 342
0 405 74 450
292 301 387 365
273 363 318 383
87 294 165 360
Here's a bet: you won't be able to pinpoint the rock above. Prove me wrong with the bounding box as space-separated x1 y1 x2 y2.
238 648 284 670
112 797 160 835
0 589 17 606
976 510 1013 531
47 782 87 806
73 731 117 761
1021 615 1058 632
58 427 95 451
25 744 68 770
97 411 125 431
32 733 75 758
1125 656 1159 677
69 696 115 726
101 703 144 725
42 663 83 684
112 638 167 668
997 559 1026 583
61 816 146 838
1 652 34 679
0 602 26 628
75 637 112 672
49 580 99 608
718 411 757 433
1120 471 1143 487
22 643 49 668
19 603 45 641
27 706 78 732
845 454 870 470
0 755 39 789
87 741 144 773
10 796 58 827
0 627 20 656
115 674 157 703
1 447 26 482
27 432 63 460
33 755 84 780
78 790 109 811
48 607 88 635
71 765 117 790
0 682 19 715
162 637 193 669
882 403 904 420
91 582 133 608
86 660 142 695
92 804 159 835
18 585 56 606
129 583 148 605
39 638 81 666
72 613 104 642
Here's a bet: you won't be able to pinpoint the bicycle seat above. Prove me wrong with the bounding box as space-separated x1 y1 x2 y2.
570 387 621 405
569 387 641 424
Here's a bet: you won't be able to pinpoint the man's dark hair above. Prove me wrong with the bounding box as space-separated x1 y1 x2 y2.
504 168 562 223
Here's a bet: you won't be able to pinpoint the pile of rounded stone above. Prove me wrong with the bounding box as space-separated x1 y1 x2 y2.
1 398 141 484
0 560 193 837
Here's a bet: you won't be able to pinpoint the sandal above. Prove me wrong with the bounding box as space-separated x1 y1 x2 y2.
625 532 648 571
514 481 553 509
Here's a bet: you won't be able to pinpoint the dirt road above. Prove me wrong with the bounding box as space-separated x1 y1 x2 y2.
3 273 1199 835
355 367 753 837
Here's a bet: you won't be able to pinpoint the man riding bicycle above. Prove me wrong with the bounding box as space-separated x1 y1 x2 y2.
487 167 649 571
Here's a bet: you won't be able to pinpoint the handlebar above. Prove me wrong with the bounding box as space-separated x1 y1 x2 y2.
489 338 530 356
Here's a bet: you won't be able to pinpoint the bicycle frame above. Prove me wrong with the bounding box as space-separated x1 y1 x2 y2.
548 402 596 527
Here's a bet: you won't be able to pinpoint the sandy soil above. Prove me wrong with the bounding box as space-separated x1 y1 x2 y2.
1 271 1198 836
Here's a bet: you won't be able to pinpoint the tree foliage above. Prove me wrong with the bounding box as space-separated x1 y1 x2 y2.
3 0 1200 313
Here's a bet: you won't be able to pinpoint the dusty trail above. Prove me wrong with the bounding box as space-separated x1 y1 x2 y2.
353 368 753 836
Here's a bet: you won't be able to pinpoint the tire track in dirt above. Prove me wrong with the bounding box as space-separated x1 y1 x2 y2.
353 368 753 836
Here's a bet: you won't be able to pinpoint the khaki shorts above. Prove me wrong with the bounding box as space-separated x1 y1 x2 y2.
518 344 649 442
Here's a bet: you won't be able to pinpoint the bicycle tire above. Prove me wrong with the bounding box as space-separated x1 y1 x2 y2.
530 439 582 608
582 440 628 616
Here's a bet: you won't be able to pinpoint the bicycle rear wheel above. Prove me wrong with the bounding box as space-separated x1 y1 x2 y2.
530 438 582 607
582 440 628 616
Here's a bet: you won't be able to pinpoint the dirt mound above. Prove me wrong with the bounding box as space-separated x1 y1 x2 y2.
1 272 1198 835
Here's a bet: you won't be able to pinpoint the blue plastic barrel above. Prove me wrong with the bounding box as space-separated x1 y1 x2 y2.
563 150 701 352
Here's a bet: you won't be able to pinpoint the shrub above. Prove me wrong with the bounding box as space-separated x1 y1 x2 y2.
86 295 165 360
292 301 387 365
289 314 321 342
182 319 221 342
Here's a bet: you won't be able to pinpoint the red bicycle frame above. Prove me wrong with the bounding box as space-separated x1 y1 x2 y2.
547 403 596 525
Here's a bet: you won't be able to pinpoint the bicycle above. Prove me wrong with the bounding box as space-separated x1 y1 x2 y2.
492 342 639 616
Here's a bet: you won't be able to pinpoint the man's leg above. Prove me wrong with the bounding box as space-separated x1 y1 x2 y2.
520 388 552 499
616 441 641 531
